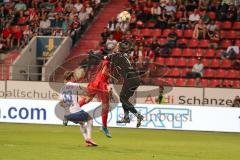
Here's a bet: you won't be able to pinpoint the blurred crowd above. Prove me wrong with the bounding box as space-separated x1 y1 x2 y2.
0 0 102 51
98 0 240 87
101 0 240 57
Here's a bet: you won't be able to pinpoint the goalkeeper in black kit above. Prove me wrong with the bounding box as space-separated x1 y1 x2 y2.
110 41 144 128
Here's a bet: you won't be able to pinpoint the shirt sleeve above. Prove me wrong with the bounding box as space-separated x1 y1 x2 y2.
192 64 196 72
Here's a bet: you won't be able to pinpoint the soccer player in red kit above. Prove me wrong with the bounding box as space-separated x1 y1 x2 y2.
78 59 111 138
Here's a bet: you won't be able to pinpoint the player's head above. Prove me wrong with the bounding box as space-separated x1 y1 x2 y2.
118 40 131 53
73 67 86 81
112 43 119 53
64 68 85 82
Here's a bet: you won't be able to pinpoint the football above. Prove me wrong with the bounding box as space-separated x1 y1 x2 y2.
118 11 131 22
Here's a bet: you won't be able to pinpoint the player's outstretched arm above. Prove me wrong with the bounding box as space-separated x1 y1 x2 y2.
88 50 104 60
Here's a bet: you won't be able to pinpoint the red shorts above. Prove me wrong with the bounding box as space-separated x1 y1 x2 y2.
87 81 109 104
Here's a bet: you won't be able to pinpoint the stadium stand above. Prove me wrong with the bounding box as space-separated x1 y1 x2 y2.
0 0 239 89
0 0 105 80
91 0 240 89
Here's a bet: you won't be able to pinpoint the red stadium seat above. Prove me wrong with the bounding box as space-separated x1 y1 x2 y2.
233 22 240 30
209 59 220 68
183 29 193 38
158 38 167 45
186 78 196 86
221 59 232 68
152 29 162 37
169 68 181 77
178 38 188 45
207 12 216 20
154 78 165 86
215 21 222 28
226 69 237 78
145 38 153 45
155 57 165 65
175 78 186 86
222 21 232 29
223 80 233 87
162 29 172 37
187 58 197 67
201 79 209 87
199 40 210 48
227 30 237 39
141 28 151 37
182 48 193 57
233 80 240 88
220 40 232 49
205 49 215 58
181 68 191 77
132 29 139 36
165 58 175 66
188 39 199 48
176 57 187 67
235 40 240 47
194 48 204 57
171 48 182 57
201 58 209 67
237 54 240 59
215 49 224 58
220 30 227 39
166 78 175 86
175 29 183 37
204 69 214 78
215 69 225 78
146 21 156 28
209 79 220 87
160 67 170 76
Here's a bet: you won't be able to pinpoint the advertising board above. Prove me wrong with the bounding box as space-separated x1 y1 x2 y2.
1 99 239 132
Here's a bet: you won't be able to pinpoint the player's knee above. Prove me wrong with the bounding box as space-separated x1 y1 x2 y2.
88 117 93 122
120 96 128 104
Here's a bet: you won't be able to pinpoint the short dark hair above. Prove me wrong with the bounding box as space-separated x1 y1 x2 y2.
119 40 131 52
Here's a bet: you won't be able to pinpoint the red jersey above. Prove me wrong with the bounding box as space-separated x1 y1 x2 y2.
87 59 109 90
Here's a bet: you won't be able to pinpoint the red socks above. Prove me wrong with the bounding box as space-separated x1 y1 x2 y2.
101 106 109 128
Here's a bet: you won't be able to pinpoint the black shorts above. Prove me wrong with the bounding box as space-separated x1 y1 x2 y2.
64 110 90 124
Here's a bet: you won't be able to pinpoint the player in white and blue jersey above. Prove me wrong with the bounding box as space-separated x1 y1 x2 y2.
59 70 98 147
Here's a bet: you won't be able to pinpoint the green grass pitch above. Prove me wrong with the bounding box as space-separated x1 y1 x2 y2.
0 123 240 160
